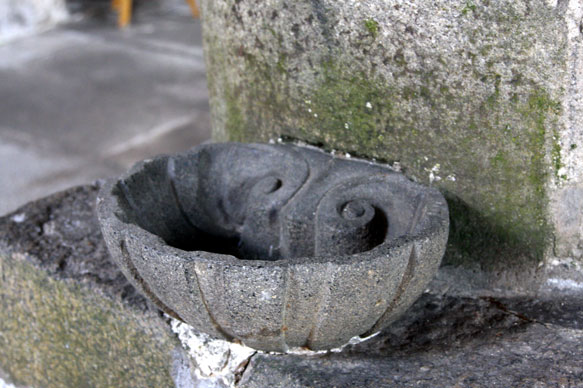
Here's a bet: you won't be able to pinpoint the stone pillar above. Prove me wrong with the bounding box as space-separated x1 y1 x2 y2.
200 0 583 268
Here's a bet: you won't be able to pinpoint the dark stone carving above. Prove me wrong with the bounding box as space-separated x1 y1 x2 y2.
97 143 449 352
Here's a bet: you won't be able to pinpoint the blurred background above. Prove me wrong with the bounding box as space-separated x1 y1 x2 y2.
0 0 211 215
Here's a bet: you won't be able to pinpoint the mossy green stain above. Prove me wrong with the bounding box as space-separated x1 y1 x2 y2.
225 88 246 142
551 131 564 179
364 19 379 39
402 86 416 100
524 95 566 180
520 90 562 183
0 256 177 388
307 60 393 150
491 150 507 166
276 53 288 74
461 0 477 15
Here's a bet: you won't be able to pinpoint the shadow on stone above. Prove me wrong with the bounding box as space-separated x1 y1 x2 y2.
443 193 544 269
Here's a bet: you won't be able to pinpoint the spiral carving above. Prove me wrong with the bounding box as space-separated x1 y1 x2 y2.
314 180 389 257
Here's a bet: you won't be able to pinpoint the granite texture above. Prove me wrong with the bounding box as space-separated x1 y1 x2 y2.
200 0 583 267
1 185 582 387
96 143 449 352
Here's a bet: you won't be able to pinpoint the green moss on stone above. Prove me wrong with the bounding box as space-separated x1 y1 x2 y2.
305 60 394 150
363 19 379 39
0 256 178 388
225 86 246 142
461 0 477 15
551 133 564 179
276 53 288 75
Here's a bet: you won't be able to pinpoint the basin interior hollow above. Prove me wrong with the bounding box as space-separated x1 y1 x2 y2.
111 144 435 261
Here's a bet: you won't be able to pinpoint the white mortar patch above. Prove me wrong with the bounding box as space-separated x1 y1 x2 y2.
170 318 256 387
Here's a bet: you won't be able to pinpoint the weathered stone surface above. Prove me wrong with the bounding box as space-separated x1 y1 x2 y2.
0 186 186 388
97 143 449 352
200 0 583 267
239 292 583 388
1 186 583 387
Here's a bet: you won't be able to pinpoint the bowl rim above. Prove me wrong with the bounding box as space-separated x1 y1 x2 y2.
96 143 449 268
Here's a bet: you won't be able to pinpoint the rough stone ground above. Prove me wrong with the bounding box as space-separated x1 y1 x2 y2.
0 1 210 216
1 185 582 387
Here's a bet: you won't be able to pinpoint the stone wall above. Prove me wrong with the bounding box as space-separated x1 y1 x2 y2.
200 0 583 269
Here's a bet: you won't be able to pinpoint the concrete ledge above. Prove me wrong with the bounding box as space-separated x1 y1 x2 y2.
1 185 582 387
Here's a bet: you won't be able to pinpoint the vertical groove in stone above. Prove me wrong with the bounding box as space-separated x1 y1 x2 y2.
279 265 291 351
118 239 183 321
408 193 428 234
365 245 417 336
186 263 234 341
304 262 334 349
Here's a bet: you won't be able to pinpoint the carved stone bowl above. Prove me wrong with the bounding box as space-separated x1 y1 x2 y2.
97 143 449 352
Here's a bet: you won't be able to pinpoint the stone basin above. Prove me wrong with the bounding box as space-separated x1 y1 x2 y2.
96 142 449 352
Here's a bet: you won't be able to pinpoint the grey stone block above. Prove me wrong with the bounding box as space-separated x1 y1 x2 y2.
97 143 449 351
